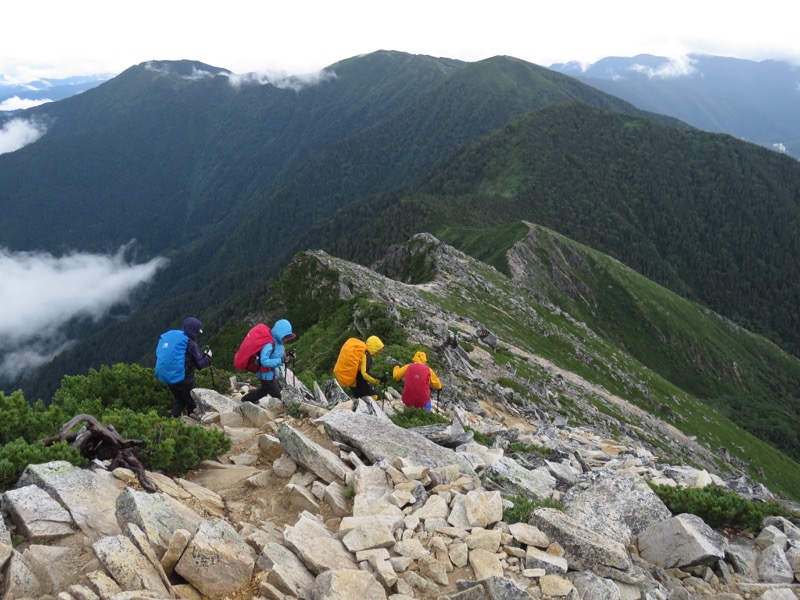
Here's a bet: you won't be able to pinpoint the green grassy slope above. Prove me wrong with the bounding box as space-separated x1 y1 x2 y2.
233 231 800 501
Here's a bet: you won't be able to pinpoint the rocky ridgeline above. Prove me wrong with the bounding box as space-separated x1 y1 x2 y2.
1 372 800 600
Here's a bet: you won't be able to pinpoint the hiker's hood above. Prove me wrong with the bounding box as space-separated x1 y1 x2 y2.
182 317 203 340
272 319 295 343
366 336 384 355
412 351 428 364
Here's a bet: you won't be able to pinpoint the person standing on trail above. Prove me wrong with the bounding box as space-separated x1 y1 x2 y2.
393 351 442 411
155 317 212 418
241 319 296 403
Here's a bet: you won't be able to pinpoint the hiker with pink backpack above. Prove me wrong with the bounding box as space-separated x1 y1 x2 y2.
234 319 296 403
393 351 442 411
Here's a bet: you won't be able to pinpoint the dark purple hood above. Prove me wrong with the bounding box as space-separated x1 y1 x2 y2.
182 317 203 340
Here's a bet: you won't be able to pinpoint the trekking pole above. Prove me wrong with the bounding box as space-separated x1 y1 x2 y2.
437 388 441 412
381 372 388 411
209 363 216 390
203 346 216 389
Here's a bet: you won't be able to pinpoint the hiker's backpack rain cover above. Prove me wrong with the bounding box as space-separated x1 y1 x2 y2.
155 329 188 384
402 362 432 408
333 337 367 387
234 324 275 372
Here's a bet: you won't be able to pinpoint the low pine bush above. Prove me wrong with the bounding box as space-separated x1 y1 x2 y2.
389 406 449 428
507 441 551 458
0 363 233 490
503 494 565 524
101 409 231 474
52 363 173 415
649 482 791 530
0 439 87 489
464 426 494 447
285 402 308 418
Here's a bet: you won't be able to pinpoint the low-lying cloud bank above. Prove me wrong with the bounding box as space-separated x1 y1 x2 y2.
227 68 335 92
0 96 52 111
0 244 167 380
628 55 698 79
0 117 47 154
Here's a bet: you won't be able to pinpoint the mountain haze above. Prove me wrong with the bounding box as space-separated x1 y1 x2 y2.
549 53 800 158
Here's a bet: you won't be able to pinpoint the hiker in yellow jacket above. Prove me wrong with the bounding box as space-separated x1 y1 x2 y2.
331 335 387 399
393 351 442 411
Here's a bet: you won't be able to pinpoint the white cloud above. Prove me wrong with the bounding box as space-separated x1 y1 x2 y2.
629 55 698 79
227 69 336 92
0 96 52 111
144 62 227 80
0 118 47 154
773 142 788 153
0 244 167 379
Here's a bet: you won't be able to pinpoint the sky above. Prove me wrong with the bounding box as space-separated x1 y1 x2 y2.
1 0 799 385
2 0 800 84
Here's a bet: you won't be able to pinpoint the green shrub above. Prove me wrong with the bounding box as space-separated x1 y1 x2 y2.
507 441 551 458
649 483 791 530
285 402 308 418
100 409 231 474
503 495 565 524
0 438 87 489
0 364 232 491
465 426 494 447
0 391 67 444
459 341 475 353
52 363 172 415
390 406 449 428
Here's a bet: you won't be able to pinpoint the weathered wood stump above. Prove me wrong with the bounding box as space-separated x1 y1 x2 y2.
43 414 156 493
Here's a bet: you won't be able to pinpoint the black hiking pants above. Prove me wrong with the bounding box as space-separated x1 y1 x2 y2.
168 381 197 417
242 378 281 403
352 373 377 399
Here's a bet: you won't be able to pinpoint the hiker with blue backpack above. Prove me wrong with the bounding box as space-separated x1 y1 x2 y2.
155 317 212 418
239 319 296 404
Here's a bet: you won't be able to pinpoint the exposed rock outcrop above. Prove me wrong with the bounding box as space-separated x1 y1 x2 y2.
2 381 799 599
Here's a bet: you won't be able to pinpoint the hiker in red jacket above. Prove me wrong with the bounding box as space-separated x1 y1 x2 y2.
392 351 442 411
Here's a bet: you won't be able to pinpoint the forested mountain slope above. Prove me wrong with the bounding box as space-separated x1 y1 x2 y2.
4 50 800 423
314 102 800 358
0 52 679 397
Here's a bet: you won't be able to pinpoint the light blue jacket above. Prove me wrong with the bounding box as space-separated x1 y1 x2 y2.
258 319 295 381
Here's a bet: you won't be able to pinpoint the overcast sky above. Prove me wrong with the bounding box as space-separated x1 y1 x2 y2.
2 0 799 84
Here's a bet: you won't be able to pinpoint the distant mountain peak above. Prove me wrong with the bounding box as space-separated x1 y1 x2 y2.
141 59 230 79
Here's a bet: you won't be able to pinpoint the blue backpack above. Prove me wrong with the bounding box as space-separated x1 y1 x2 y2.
155 329 188 384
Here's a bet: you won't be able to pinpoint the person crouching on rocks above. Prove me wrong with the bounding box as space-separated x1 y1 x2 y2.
393 351 442 411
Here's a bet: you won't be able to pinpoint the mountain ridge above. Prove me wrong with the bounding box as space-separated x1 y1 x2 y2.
3 51 800 475
240 227 800 499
